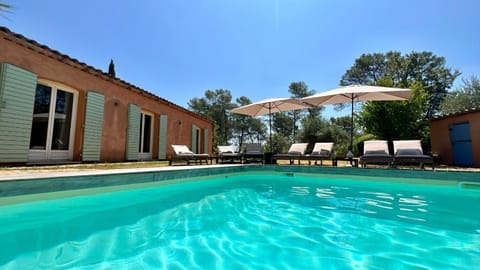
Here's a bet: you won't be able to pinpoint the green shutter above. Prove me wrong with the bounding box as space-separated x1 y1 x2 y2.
126 104 140 160
82 91 104 161
203 128 209 154
191 124 198 153
0 64 37 162
158 115 168 160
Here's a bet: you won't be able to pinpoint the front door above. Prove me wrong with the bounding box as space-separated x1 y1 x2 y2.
449 122 473 167
28 82 77 161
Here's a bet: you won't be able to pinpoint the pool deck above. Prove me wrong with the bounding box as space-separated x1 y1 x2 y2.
0 164 245 181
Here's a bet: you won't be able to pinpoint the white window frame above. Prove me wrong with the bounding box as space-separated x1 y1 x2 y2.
28 80 78 161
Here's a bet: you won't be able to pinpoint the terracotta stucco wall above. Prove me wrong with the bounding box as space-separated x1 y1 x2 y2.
0 32 213 162
430 112 480 167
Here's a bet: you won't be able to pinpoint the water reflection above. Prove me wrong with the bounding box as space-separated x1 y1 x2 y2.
287 183 433 226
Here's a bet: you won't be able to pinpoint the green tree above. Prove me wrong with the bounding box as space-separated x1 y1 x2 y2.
358 82 428 147
297 115 350 157
440 76 480 114
261 81 317 148
297 115 326 151
264 133 290 154
341 52 459 151
188 89 236 147
272 81 320 145
272 113 294 143
326 116 353 157
341 51 460 119
108 59 116 77
189 92 267 151
287 81 320 140
230 96 266 150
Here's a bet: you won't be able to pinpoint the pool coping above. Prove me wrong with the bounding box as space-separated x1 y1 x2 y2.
0 164 243 181
1 164 479 198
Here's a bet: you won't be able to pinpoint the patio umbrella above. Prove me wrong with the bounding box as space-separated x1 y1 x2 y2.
229 97 312 152
302 85 413 154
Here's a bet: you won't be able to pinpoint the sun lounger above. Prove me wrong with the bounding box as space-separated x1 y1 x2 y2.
169 144 210 165
217 145 242 164
243 143 263 163
272 143 308 165
359 140 394 168
393 140 434 170
301 142 334 165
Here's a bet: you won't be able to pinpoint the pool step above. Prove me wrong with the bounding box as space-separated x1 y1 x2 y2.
458 182 480 190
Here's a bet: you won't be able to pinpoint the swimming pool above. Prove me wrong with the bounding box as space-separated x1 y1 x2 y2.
0 167 479 269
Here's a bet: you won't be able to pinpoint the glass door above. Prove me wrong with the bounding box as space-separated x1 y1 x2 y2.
52 89 74 151
29 82 77 161
138 112 153 160
29 84 51 152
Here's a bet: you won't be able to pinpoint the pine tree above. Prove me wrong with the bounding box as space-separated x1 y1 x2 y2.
108 59 116 77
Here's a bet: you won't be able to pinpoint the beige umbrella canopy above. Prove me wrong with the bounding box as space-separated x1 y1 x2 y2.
229 97 311 116
229 97 312 152
302 85 413 153
301 85 412 105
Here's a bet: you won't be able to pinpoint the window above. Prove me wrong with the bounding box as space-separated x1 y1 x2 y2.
29 81 77 161
195 128 200 153
138 112 153 160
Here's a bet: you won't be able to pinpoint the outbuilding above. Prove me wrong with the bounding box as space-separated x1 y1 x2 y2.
430 108 480 167
0 27 213 165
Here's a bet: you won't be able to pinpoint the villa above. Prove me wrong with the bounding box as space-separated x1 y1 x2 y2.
0 27 213 165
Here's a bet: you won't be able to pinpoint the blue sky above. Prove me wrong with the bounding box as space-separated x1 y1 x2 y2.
2 0 479 117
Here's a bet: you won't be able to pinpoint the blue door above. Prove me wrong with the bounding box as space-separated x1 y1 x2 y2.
449 122 473 167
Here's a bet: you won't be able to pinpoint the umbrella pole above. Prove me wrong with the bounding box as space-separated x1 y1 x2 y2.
269 105 272 153
350 99 354 151
292 111 296 143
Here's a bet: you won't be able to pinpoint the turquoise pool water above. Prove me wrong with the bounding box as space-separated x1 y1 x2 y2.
0 173 479 269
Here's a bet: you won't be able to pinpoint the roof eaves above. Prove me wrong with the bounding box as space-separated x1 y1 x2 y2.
0 27 213 124
431 107 480 121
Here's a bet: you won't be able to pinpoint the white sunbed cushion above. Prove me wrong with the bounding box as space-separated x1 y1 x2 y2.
393 140 423 155
363 140 389 155
311 142 333 156
218 145 234 153
172 145 194 155
288 143 308 155
396 149 424 156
